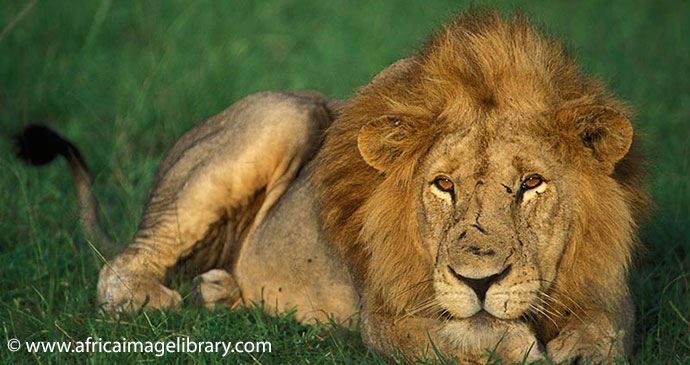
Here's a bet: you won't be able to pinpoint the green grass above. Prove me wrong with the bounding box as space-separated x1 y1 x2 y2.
1 0 688 363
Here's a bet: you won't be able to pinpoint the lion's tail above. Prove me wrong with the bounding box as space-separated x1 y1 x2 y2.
14 125 115 254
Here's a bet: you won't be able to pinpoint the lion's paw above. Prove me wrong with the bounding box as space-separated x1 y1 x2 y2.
97 263 181 313
192 269 241 310
546 331 608 364
494 324 545 364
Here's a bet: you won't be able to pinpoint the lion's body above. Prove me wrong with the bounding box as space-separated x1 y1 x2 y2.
18 9 648 363
234 164 358 323
93 90 359 322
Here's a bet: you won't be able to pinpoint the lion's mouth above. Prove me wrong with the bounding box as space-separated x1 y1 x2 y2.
441 308 530 326
436 261 541 321
441 308 493 321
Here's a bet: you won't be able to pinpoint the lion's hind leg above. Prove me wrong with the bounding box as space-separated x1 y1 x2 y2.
97 91 333 313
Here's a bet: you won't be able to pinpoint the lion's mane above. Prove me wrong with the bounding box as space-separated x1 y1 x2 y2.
314 8 648 340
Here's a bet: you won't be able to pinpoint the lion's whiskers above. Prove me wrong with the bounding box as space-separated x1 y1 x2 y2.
388 279 434 304
535 293 567 318
528 302 559 330
536 297 566 323
399 296 441 321
536 286 587 324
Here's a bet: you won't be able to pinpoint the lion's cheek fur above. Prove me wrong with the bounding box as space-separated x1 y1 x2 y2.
534 172 637 342
525 179 575 288
360 169 435 315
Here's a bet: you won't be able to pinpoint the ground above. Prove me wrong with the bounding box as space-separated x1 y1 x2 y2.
1 0 688 363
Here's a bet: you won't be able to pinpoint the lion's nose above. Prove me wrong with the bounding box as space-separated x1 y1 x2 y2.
449 265 511 302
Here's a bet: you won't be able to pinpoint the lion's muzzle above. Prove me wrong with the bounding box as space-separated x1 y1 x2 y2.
435 205 538 320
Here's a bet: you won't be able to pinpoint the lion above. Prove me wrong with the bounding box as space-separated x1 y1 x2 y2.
16 8 648 364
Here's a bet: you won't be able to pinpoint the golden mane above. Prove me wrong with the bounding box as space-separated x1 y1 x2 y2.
314 7 649 329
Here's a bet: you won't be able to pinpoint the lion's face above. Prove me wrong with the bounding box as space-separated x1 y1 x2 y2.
418 122 575 320
349 98 634 327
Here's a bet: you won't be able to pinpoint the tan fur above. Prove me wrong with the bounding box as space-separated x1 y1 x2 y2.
315 8 648 362
32 7 648 364
96 90 340 313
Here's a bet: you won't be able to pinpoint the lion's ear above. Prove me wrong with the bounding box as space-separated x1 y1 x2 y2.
363 57 418 91
357 117 415 172
357 57 426 172
555 105 633 167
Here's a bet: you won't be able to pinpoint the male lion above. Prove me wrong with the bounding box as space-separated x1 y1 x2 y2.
17 9 647 364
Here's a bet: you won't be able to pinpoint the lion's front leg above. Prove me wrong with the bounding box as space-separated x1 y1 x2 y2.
360 308 455 362
546 308 631 364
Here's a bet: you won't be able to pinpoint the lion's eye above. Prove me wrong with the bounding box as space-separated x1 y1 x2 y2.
433 177 454 193
521 174 544 190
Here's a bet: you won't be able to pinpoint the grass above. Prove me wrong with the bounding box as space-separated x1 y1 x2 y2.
1 0 688 363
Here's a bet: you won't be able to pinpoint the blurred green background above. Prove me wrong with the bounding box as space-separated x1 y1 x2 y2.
1 0 688 363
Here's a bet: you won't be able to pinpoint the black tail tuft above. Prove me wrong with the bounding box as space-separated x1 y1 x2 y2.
14 124 71 165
